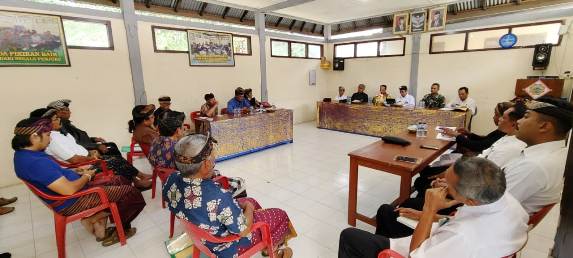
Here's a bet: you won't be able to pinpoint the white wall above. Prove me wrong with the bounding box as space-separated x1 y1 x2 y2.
0 6 135 187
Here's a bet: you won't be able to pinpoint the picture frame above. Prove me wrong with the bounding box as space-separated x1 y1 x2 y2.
428 6 447 31
393 12 409 35
410 10 427 33
187 29 235 67
0 10 70 67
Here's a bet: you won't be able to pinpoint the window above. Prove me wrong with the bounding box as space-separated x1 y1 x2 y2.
153 27 188 52
379 39 405 56
271 40 289 56
335 44 355 58
63 17 113 49
356 42 378 57
270 39 323 59
308 44 322 58
430 20 563 54
233 35 251 55
334 38 405 58
152 26 252 55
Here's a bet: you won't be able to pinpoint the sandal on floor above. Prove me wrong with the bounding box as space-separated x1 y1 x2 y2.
277 247 293 258
0 207 14 216
102 227 137 247
96 227 116 242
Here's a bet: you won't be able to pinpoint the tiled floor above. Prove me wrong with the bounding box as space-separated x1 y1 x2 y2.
0 122 559 258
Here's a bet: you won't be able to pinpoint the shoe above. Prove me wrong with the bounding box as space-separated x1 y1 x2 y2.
0 252 12 258
0 207 15 216
102 227 137 247
0 197 17 207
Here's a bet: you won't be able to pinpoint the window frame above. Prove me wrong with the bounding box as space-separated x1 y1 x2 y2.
333 37 406 59
429 20 564 54
62 16 114 50
270 39 323 59
151 25 252 56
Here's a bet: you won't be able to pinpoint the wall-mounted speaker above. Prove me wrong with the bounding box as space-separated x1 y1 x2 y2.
532 44 552 70
333 58 345 71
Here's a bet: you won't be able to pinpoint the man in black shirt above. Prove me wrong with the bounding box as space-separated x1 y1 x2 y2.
350 84 368 103
47 99 121 155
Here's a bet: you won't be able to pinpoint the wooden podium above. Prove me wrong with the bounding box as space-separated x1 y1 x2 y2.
515 78 564 98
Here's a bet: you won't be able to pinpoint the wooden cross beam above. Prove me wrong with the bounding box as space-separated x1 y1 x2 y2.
222 7 230 19
275 17 283 27
289 20 297 30
299 21 306 32
240 10 248 22
199 2 208 16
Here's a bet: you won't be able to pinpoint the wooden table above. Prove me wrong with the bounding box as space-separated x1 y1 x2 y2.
347 130 455 226
194 109 293 161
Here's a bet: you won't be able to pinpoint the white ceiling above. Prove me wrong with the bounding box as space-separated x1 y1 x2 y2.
208 0 461 24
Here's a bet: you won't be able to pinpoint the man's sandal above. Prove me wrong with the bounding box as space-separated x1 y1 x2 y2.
102 227 137 247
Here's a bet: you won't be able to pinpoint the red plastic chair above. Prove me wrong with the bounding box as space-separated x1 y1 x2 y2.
221 108 228 115
167 176 231 238
182 219 275 258
190 111 201 124
127 137 146 164
23 181 127 258
527 203 556 230
151 166 176 205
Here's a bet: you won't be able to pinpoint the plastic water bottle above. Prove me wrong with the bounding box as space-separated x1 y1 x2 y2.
422 122 428 137
419 100 426 109
416 122 423 138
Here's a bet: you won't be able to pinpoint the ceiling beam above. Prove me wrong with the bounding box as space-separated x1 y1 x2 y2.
352 21 357 30
288 20 296 30
145 0 151 8
515 0 522 4
174 0 181 12
311 23 317 33
260 0 315 12
481 0 488 10
299 21 306 32
239 10 248 22
275 17 283 27
199 2 208 16
222 6 230 19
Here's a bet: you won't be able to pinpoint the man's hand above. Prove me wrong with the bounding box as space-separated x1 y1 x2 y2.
396 207 422 220
430 178 448 188
442 128 460 137
88 150 101 159
423 187 449 212
73 165 92 173
455 128 469 135
97 144 108 154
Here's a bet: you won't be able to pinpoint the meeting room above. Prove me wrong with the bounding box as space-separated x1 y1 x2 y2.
1 0 573 258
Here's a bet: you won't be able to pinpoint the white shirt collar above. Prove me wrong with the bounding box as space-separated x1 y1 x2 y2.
523 140 566 158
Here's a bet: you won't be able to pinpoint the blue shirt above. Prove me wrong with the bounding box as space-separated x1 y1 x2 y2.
14 149 82 212
163 172 251 258
226 97 251 114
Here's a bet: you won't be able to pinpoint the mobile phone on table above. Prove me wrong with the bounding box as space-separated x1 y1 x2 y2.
420 144 440 150
395 155 419 164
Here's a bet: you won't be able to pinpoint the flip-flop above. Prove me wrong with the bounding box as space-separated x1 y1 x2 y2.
278 247 293 258
0 207 14 216
96 227 116 242
102 227 137 247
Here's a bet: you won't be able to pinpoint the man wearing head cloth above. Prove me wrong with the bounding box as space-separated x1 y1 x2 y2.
154 96 173 126
502 96 573 214
47 99 121 156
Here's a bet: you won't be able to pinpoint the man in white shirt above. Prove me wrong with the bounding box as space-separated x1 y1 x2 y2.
338 157 528 258
502 97 572 214
335 86 348 103
396 86 415 108
447 87 477 115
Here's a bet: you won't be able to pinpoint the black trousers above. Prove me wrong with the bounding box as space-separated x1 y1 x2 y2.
339 228 390 258
102 142 121 156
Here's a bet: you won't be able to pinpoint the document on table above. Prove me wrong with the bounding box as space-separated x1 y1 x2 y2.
435 126 456 141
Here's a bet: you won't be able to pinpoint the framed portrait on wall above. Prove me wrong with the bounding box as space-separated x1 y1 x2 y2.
410 10 427 33
428 6 447 31
0 10 70 66
393 12 409 35
187 29 235 67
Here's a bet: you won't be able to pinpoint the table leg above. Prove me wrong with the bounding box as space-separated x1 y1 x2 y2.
348 158 358 226
392 173 413 206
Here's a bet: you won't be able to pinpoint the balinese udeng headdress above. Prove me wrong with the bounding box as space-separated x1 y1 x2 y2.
14 118 52 136
175 133 218 164
526 99 573 124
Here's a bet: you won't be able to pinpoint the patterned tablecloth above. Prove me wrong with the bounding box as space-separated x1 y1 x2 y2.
317 102 467 137
200 109 294 161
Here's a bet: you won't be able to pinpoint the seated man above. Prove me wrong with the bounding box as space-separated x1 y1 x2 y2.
154 96 173 125
395 86 415 108
200 93 219 118
47 99 121 156
372 85 392 106
441 101 511 155
420 83 445 108
447 87 477 115
148 116 186 169
227 87 251 115
503 96 572 214
12 117 146 246
244 88 261 109
350 84 368 103
163 134 296 258
34 108 152 189
335 86 348 103
339 157 528 258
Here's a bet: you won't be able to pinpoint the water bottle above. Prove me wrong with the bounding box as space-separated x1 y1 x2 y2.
416 122 423 138
419 100 426 109
422 122 428 137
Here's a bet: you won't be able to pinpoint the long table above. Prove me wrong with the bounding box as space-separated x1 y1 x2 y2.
348 130 455 226
317 101 468 137
195 109 293 161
